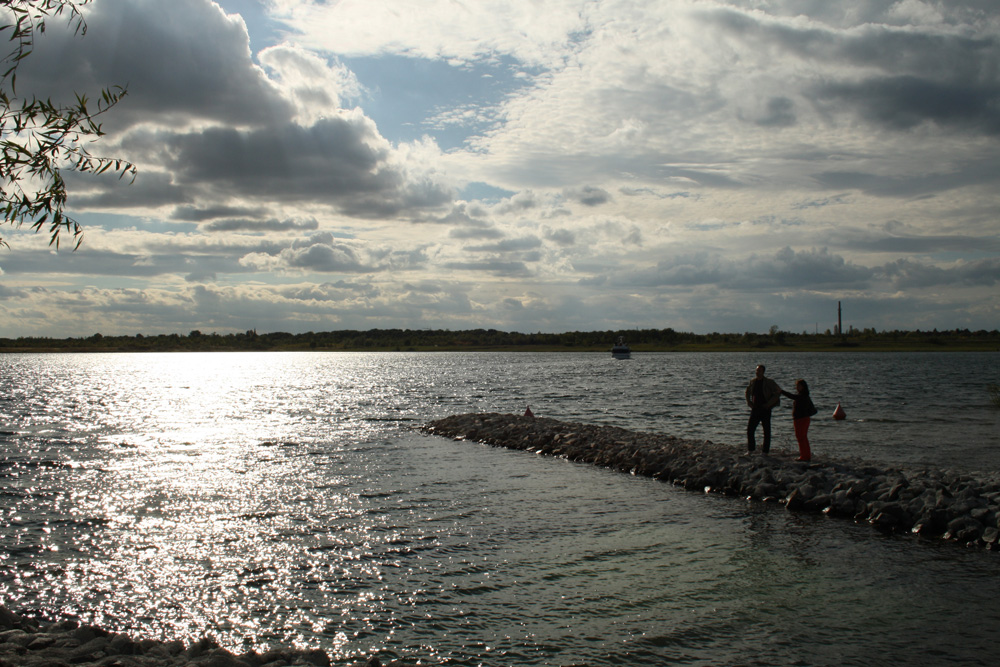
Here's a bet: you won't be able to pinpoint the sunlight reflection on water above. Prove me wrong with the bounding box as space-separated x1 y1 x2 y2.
2 351 1000 665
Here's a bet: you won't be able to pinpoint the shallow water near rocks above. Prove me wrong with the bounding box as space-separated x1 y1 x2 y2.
2 351 999 665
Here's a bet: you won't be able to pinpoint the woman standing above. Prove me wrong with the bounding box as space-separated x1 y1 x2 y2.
781 379 817 461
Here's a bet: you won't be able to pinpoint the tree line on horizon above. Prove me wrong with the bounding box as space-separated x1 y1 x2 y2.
1 326 998 352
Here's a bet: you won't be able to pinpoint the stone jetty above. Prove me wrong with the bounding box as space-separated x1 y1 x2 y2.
0 606 406 667
423 412 1000 549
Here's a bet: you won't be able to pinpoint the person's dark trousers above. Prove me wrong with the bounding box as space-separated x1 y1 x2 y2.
747 408 772 453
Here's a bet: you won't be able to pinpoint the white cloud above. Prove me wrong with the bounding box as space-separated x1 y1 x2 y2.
1 0 999 336
258 45 363 123
270 0 589 67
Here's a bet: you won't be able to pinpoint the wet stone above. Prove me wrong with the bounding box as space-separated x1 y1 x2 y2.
423 412 1000 550
0 606 384 667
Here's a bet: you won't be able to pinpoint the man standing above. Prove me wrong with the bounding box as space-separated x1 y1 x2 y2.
745 364 781 454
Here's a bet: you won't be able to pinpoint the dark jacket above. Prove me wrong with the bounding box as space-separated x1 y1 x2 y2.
781 389 816 420
746 376 781 410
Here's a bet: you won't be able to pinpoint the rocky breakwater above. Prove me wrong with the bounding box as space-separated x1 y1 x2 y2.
423 413 1000 549
0 606 407 667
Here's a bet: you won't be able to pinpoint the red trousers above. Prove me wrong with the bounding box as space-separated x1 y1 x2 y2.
793 417 811 461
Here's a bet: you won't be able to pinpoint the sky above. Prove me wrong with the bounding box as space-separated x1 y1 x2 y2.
1 0 999 337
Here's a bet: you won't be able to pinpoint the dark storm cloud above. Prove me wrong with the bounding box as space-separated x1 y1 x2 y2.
814 76 1000 135
184 269 217 282
494 192 539 214
10 0 453 222
165 119 377 190
565 186 611 206
657 167 744 189
0 284 29 299
419 203 486 226
618 246 1000 295
616 247 872 290
545 229 575 246
704 6 997 80
160 119 452 216
280 281 382 303
449 226 505 240
284 243 369 272
202 217 319 233
172 205 269 222
465 237 542 253
704 6 1000 134
755 96 796 127
619 187 698 200
442 260 531 277
623 253 727 288
814 156 1000 197
880 257 1000 288
257 233 428 274
68 171 190 209
792 194 851 210
760 246 873 287
16 0 295 130
841 232 1000 254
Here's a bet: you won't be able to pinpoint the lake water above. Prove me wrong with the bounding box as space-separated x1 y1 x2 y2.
2 351 999 666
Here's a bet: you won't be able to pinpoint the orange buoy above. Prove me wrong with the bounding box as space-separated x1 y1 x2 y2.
524 405 534 417
832 402 846 420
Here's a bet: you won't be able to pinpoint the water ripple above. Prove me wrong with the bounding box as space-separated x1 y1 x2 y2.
1 351 999 665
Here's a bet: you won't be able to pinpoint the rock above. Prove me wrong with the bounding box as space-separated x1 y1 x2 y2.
186 636 221 658
70 636 110 662
0 605 340 667
423 412 1000 549
945 516 984 542
0 608 22 630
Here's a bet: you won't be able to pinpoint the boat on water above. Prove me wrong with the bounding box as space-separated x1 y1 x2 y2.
611 336 631 359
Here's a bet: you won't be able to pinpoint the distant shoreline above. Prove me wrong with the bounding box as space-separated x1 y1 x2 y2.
2 327 997 354
1 342 998 353
2 343 999 353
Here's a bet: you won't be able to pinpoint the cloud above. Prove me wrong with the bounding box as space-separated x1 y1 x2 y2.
449 226 506 240
545 228 576 246
813 156 1000 197
565 186 612 206
465 236 542 253
755 97 797 128
69 171 190 210
237 232 428 274
0 284 27 299
17 0 455 225
3 0 1000 337
880 257 1000 288
271 0 588 68
202 217 320 233
127 115 454 217
20 0 295 130
814 76 1000 135
840 229 1000 254
613 247 873 290
442 260 532 277
763 246 874 287
257 45 363 122
171 205 270 222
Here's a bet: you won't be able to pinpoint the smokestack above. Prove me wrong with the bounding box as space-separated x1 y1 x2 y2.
838 301 842 335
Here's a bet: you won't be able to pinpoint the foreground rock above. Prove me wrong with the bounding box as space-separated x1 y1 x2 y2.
0 606 404 667
423 412 1000 549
